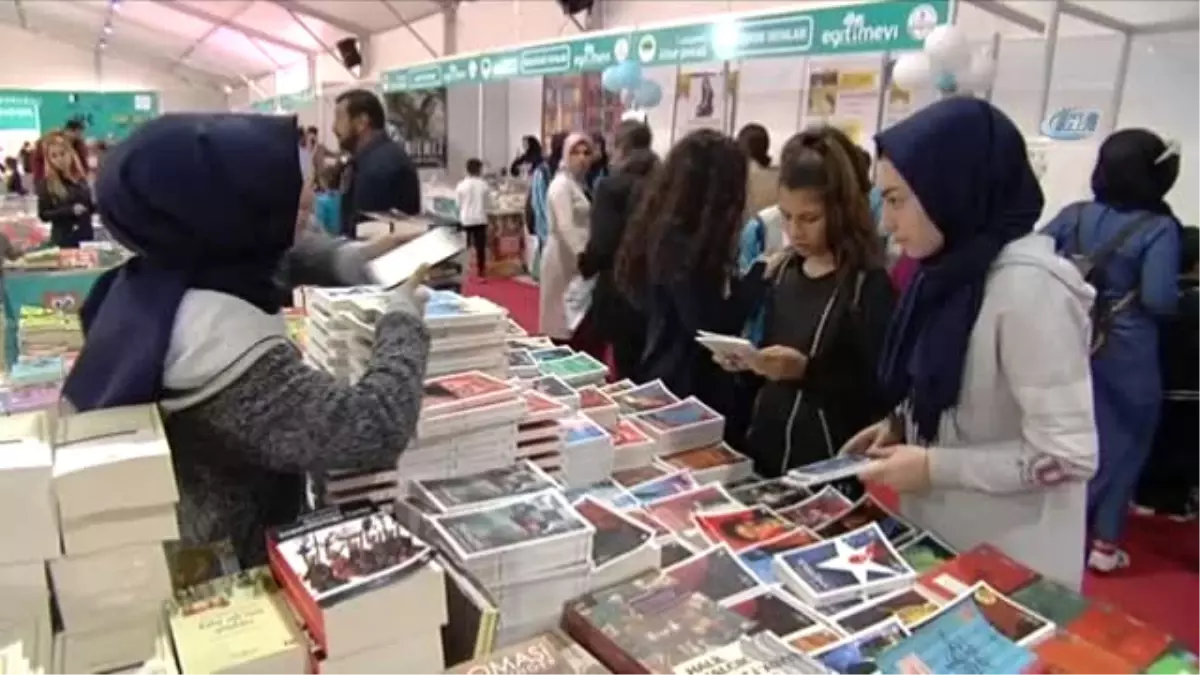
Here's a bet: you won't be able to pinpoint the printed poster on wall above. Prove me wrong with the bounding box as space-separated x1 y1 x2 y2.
674 66 727 135
801 60 881 148
383 87 448 168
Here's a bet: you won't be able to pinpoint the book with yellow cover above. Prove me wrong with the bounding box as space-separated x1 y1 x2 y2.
167 567 305 675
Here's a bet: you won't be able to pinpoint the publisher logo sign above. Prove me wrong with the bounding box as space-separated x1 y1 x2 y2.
1040 108 1101 141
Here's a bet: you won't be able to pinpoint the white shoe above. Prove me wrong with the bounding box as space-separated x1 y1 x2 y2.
1088 547 1130 573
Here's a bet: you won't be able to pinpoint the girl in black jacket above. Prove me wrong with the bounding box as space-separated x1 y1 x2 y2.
728 127 894 482
36 133 94 248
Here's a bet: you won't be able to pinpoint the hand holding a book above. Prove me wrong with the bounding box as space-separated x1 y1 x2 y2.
857 444 930 493
362 229 424 260
385 263 431 318
750 345 808 381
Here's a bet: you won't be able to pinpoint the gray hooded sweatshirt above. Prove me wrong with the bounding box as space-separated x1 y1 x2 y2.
901 233 1099 592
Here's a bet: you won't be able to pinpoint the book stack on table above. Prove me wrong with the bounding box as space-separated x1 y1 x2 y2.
555 414 615 490
0 412 57 674
530 347 608 388
17 306 82 359
1 355 67 415
303 286 385 383
324 372 525 507
515 390 571 474
267 505 448 673
49 405 179 673
420 468 595 646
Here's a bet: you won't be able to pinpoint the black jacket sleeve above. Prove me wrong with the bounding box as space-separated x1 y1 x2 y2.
801 268 895 410
578 175 627 279
35 180 78 222
353 154 421 221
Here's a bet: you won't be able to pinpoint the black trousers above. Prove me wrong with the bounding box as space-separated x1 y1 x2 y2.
464 224 487 275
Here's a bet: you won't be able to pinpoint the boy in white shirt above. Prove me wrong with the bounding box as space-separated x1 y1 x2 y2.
455 158 492 278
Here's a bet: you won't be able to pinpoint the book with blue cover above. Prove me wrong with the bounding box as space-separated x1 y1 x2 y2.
774 523 916 607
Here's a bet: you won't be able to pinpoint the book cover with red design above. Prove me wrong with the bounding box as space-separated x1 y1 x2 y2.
1026 631 1137 674
1066 603 1173 671
918 543 1038 601
694 506 794 552
422 372 519 416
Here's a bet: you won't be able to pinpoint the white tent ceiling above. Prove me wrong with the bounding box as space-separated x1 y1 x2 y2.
0 0 1193 91
0 0 446 89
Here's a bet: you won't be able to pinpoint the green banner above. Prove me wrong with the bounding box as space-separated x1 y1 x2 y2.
381 0 953 92
249 88 315 114
0 98 40 132
0 90 158 139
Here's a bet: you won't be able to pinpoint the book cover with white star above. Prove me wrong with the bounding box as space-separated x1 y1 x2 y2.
772 522 916 608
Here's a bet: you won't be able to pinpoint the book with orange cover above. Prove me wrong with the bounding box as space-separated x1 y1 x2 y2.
1028 631 1136 674
919 543 1038 600
1065 603 1173 671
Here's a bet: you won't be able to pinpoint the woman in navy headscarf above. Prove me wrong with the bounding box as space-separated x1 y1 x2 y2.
841 98 1099 591
1042 129 1182 572
63 114 431 565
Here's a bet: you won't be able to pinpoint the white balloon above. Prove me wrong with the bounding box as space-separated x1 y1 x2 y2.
923 25 971 74
891 53 932 91
962 50 997 93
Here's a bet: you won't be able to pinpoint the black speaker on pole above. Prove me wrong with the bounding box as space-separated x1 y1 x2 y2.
335 37 362 70
557 0 594 15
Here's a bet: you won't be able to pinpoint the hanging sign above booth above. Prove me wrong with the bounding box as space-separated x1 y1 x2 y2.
249 88 315 114
381 0 953 92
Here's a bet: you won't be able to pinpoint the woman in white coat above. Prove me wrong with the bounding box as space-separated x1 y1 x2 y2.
845 97 1099 592
539 132 595 340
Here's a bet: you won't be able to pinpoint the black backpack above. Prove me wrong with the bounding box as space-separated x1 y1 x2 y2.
1065 205 1156 354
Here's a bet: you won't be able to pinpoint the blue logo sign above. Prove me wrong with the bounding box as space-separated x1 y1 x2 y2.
1041 107 1101 141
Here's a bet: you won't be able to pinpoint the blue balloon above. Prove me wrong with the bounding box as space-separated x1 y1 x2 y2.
934 70 958 94
601 60 642 93
632 79 663 108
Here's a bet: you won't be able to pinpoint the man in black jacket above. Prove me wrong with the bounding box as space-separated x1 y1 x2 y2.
333 89 421 239
577 121 658 380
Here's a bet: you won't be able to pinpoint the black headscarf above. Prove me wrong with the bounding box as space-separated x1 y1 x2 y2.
1092 128 1179 218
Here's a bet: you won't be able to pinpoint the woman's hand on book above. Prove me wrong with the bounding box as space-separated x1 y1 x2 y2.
857 444 930 493
839 418 901 457
751 345 807 381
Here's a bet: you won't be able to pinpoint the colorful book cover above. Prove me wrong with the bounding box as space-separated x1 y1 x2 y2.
611 419 654 447
619 508 671 538
611 464 669 488
1028 631 1136 674
921 582 1052 646
565 478 635 507
787 455 875 486
600 379 635 395
448 631 607 674
919 543 1040 600
729 478 811 511
575 497 654 568
564 570 754 674
644 485 738 533
817 495 918 544
694 506 795 552
273 509 432 605
1144 646 1200 675
530 346 576 363
436 492 589 557
636 397 719 433
625 471 699 505
660 443 748 472
777 486 856 531
422 372 516 414
776 523 915 601
1066 603 1174 671
738 528 822 584
659 536 699 568
417 464 555 512
508 349 537 368
522 390 571 421
609 379 680 415
788 626 846 656
897 532 958 573
561 415 610 446
531 374 577 399
876 586 1036 674
1009 577 1091 626
726 587 828 641
663 544 763 605
814 618 911 674
541 353 608 377
578 386 616 410
832 586 943 633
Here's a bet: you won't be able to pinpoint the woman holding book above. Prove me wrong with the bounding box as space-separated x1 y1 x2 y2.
615 129 755 442
727 127 894 485
843 98 1098 591
63 113 430 566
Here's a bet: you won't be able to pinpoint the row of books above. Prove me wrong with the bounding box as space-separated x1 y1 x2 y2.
0 404 181 674
1 354 73 415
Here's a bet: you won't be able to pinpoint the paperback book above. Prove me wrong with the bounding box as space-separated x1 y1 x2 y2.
657 443 753 485
578 386 620 430
1066 602 1174 671
539 353 609 386
777 486 855 530
564 478 636 507
896 532 957 574
632 397 725 452
726 586 837 645
448 631 608 674
434 490 591 560
609 379 681 415
737 528 821 585
662 544 763 605
611 464 670 488
786 455 877 487
694 506 796 552
599 379 635 395
620 471 699 507
774 523 916 607
817 495 918 545
729 478 812 512
830 586 944 633
530 375 581 408
1029 630 1137 674
812 617 910 674
507 349 540 379
918 543 1039 600
574 497 655 569
644 484 738 534
412 462 556 514
422 371 521 417
520 390 573 424
672 631 827 675
610 419 659 472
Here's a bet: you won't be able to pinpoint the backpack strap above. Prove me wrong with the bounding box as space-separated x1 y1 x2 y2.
1085 210 1158 271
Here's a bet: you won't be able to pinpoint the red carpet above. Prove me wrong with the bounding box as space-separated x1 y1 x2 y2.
466 275 1200 651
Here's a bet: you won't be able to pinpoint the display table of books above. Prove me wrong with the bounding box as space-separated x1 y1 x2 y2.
1 284 1195 675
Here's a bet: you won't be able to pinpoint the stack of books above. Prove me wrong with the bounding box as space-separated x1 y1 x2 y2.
324 372 525 506
631 397 725 453
16 306 82 359
0 412 56 674
448 630 608 674
532 349 608 388
266 505 448 673
426 478 594 645
304 286 386 382
556 415 615 489
2 355 69 415
49 404 179 673
515 390 571 474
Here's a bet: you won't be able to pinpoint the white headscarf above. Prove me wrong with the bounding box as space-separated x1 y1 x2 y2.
558 132 592 175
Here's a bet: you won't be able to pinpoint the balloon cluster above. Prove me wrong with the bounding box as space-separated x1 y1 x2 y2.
891 25 997 97
601 60 663 109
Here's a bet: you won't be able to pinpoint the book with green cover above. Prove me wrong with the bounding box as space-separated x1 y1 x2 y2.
1010 577 1091 626
1145 645 1200 674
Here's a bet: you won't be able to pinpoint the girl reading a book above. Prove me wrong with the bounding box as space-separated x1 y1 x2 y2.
843 98 1099 591
62 114 431 566
724 126 895 484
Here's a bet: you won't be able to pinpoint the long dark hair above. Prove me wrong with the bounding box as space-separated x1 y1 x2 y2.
545 131 568 180
615 129 748 297
736 123 771 168
778 127 882 273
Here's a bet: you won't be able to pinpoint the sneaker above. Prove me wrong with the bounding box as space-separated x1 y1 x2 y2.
1088 544 1131 573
